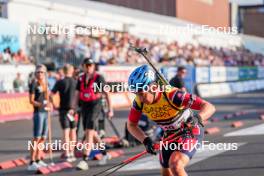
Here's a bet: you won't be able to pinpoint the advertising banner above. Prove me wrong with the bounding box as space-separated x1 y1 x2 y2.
239 67 258 80
163 67 176 81
195 67 210 83
210 67 227 82
258 67 264 78
226 67 239 81
99 66 136 83
0 18 20 52
183 66 195 93
0 93 33 122
163 66 195 93
0 91 129 122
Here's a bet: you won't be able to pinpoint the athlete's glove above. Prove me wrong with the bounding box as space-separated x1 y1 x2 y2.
143 137 156 155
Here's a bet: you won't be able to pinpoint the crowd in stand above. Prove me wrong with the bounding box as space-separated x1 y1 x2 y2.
68 31 264 66
1 30 264 93
0 47 33 64
1 31 264 67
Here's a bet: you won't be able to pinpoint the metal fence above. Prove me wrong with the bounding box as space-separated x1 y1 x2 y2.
26 23 85 69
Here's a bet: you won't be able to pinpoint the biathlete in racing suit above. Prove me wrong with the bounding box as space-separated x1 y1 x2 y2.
127 65 216 176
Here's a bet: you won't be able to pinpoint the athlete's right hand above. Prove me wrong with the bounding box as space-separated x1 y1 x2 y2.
143 137 156 155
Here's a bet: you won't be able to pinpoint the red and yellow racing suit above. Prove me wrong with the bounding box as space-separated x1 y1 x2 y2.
128 86 204 168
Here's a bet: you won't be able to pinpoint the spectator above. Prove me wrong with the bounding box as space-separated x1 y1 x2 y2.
27 64 51 171
69 58 114 170
13 72 25 92
16 49 30 64
169 66 187 91
0 47 32 65
57 67 65 80
2 48 12 64
51 64 77 163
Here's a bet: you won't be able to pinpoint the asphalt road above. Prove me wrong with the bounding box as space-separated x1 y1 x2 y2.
0 90 264 176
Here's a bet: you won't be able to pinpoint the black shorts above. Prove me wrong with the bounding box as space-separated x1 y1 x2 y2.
81 103 102 130
59 110 76 129
159 124 204 168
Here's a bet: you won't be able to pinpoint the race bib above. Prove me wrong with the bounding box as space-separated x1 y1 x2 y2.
159 109 191 131
160 120 182 131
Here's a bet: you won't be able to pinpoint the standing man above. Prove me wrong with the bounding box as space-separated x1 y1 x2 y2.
51 64 77 162
70 58 114 170
169 66 187 91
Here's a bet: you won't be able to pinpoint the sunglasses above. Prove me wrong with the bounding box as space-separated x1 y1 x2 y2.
36 71 45 74
181 70 187 74
85 64 93 67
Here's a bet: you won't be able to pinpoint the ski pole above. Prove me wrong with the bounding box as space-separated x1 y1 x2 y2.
93 150 148 176
129 45 169 86
93 133 183 176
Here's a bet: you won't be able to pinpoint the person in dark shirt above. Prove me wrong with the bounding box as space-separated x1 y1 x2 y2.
69 58 113 170
28 64 51 171
51 64 77 162
169 66 187 91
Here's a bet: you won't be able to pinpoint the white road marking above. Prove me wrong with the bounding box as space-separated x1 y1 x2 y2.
118 143 245 172
210 99 264 104
189 143 244 165
224 123 264 137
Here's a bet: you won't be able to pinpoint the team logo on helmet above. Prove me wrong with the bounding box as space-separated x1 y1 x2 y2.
145 70 155 80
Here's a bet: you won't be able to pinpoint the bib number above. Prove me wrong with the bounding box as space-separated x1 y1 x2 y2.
160 120 181 131
159 110 191 131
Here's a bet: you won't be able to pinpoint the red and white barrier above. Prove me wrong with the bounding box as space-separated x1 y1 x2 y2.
205 127 220 134
231 121 244 128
